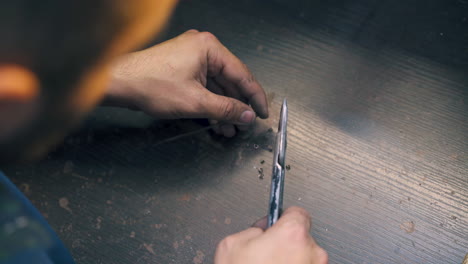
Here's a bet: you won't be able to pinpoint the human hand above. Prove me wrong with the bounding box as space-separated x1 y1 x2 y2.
104 30 269 137
214 207 328 264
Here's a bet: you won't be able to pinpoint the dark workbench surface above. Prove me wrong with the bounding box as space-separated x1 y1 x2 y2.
4 0 467 263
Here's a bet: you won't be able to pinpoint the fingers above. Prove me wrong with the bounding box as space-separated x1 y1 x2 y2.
214 75 245 104
202 32 269 119
226 227 264 243
274 206 312 231
252 215 268 230
207 77 252 136
236 124 249 131
202 91 257 125
266 207 328 263
221 124 236 138
215 207 328 264
312 247 329 264
206 78 225 96
206 78 242 137
266 206 313 244
216 227 263 255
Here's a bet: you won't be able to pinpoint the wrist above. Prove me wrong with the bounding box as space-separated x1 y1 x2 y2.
101 71 139 110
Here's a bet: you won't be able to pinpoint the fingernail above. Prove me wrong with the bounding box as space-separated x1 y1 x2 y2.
239 110 255 124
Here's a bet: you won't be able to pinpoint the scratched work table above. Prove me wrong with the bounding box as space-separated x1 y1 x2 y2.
4 0 467 263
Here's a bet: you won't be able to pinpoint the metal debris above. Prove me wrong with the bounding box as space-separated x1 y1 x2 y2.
258 168 264 179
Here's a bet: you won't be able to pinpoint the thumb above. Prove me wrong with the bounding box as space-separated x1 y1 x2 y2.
203 92 257 124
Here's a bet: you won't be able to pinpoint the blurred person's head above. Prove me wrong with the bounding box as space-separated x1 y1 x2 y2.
0 0 176 164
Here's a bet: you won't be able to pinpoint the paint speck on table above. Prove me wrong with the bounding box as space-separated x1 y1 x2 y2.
224 217 231 225
193 250 205 264
96 216 102 229
130 231 135 238
71 239 82 249
58 197 72 213
19 183 31 195
153 223 165 229
400 221 415 233
178 194 191 202
143 209 151 216
143 243 156 255
173 241 179 249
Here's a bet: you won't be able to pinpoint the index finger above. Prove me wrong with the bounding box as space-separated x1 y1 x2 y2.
264 206 314 245
269 206 311 233
204 32 269 119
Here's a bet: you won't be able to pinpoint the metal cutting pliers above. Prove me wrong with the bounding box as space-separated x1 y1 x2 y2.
267 98 288 227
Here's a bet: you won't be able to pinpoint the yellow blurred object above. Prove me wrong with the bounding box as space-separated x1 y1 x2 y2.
0 65 38 102
70 0 177 113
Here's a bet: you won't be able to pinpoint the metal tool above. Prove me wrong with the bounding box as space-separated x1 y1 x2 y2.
267 98 288 227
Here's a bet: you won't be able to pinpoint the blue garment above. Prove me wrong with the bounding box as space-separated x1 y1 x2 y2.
0 171 75 264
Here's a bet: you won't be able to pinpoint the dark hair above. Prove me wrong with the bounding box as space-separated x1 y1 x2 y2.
0 0 130 163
